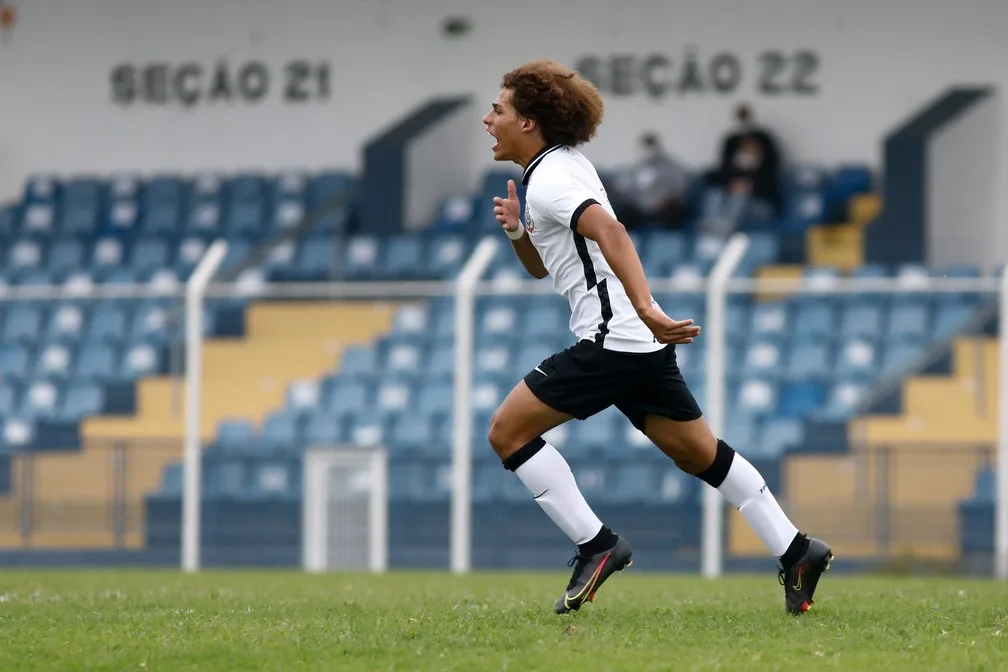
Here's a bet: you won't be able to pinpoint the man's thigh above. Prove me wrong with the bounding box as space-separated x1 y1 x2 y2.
614 345 703 432
523 340 628 421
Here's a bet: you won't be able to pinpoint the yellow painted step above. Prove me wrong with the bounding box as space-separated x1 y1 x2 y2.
805 223 863 272
851 415 996 444
902 377 985 419
6 301 399 551
753 265 803 301
849 193 882 226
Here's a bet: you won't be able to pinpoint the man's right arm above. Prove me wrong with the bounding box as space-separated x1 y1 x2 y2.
509 230 549 279
493 178 548 279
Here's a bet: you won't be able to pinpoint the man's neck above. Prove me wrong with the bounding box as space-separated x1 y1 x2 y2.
517 140 549 169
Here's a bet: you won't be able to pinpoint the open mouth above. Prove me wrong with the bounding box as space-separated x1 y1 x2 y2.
486 128 500 151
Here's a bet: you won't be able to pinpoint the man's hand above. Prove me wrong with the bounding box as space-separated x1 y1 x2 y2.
638 304 701 345
493 179 522 234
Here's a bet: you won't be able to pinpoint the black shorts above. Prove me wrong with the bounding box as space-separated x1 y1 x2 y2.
523 339 703 431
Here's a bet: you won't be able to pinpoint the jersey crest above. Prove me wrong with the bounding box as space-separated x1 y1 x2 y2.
524 204 536 233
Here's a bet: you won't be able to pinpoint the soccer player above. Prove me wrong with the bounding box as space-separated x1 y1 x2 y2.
482 60 833 616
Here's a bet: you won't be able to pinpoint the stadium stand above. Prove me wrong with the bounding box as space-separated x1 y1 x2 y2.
0 161 998 569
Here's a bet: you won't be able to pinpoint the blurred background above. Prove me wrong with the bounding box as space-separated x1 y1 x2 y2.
0 0 1004 575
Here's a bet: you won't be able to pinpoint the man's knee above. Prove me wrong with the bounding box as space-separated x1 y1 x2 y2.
646 416 718 475
487 412 520 458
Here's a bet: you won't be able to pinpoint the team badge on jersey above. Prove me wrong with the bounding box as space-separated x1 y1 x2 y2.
525 205 536 233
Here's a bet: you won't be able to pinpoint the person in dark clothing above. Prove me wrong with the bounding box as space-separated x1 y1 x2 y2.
606 132 691 230
701 103 783 235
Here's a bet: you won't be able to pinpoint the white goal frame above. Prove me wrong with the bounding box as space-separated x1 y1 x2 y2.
302 446 389 574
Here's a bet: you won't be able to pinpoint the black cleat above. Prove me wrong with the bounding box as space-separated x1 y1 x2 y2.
555 535 633 614
778 536 833 615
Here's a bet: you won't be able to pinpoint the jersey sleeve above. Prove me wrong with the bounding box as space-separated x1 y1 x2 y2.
526 175 601 231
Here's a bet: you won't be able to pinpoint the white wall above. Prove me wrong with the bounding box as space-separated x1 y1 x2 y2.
0 0 1006 206
927 92 1000 272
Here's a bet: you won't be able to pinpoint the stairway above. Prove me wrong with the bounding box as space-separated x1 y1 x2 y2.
0 301 397 549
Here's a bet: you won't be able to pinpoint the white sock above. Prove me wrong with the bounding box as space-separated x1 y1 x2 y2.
717 452 798 557
513 442 603 545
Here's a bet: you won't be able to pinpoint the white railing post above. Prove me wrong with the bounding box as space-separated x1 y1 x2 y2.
996 265 1008 580
182 239 229 573
702 233 750 579
450 236 499 574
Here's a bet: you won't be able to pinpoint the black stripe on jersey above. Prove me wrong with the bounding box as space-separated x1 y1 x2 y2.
594 278 613 345
573 231 613 347
569 198 600 232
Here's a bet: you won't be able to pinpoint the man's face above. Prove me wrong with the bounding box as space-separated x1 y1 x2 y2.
483 89 523 162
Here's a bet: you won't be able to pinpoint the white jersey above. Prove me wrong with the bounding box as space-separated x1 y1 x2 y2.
521 144 664 354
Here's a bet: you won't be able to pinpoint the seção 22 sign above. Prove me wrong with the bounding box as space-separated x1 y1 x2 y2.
574 49 822 98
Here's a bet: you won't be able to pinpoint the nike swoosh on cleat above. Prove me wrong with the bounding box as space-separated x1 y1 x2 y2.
564 552 610 610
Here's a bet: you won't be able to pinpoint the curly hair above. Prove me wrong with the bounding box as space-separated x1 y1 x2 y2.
501 60 605 148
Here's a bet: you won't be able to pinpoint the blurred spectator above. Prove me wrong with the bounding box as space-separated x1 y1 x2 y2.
701 103 782 235
607 132 690 230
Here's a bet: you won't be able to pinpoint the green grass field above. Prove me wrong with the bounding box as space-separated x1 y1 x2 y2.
1 570 1006 671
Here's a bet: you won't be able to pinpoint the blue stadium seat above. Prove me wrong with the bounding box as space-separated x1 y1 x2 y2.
186 202 219 232
887 303 930 341
217 419 255 447
383 236 424 279
741 341 783 379
343 236 379 280
4 305 43 344
309 172 353 208
48 239 85 275
835 339 877 381
793 304 835 342
131 238 170 274
304 412 345 445
389 415 435 453
120 343 161 379
260 411 300 451
384 343 423 379
60 383 104 421
23 381 59 420
8 240 43 272
88 305 129 343
75 343 118 381
839 304 884 339
934 303 975 339
426 344 455 380
641 231 686 275
339 345 378 379
818 382 866 419
523 304 566 339
786 343 831 380
881 341 924 375
0 345 31 382
734 379 778 417
226 202 264 236
611 464 658 504
37 343 73 380
417 381 453 416
0 386 16 417
751 302 789 341
777 381 825 418
326 379 371 416
426 236 468 278
757 418 804 456
472 463 504 503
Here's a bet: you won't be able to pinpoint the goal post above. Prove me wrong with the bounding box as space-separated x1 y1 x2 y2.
701 233 751 579
181 238 229 574
302 446 389 573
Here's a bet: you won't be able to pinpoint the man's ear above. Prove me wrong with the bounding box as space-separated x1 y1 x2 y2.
520 115 537 134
